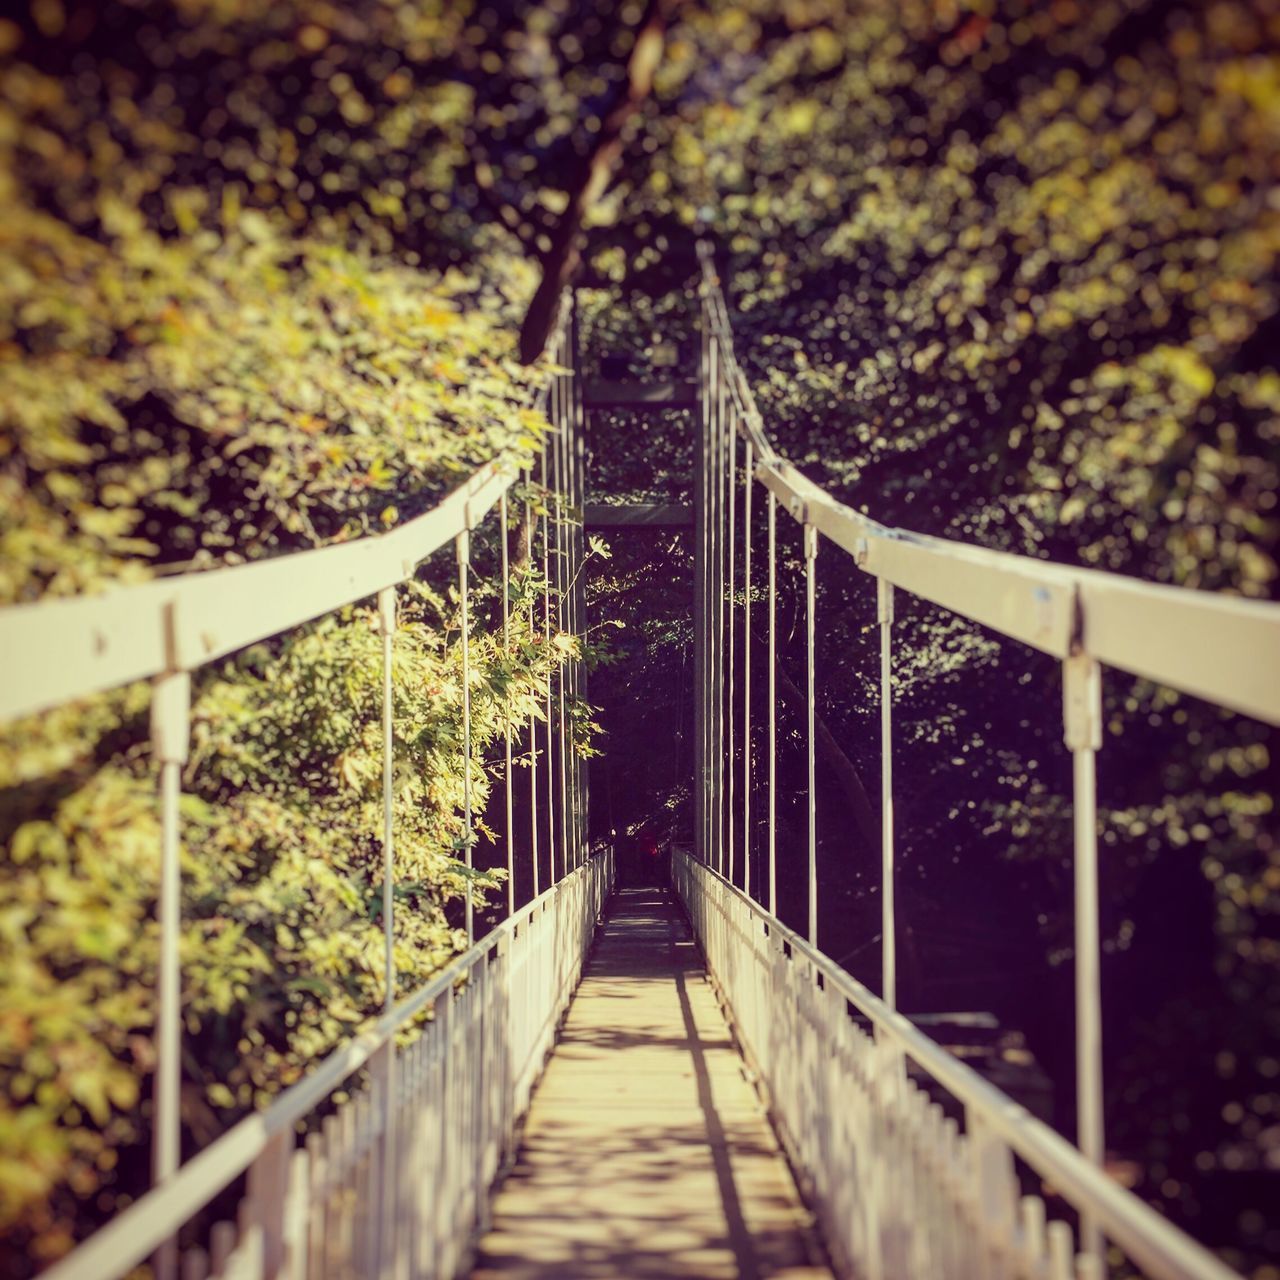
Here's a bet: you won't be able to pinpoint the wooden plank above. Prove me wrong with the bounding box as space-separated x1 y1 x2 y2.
582 380 698 410
584 504 694 528
470 887 832 1280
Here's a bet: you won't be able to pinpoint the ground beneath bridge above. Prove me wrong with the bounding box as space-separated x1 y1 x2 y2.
470 886 831 1280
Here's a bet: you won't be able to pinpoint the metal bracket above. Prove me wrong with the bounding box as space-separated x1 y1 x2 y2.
877 578 894 625
151 671 191 766
378 585 397 635
1063 654 1102 752
803 524 818 562
455 530 471 566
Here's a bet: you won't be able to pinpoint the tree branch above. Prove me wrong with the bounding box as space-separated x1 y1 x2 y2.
518 0 680 364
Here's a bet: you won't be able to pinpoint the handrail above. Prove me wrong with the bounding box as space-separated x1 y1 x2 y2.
0 299 573 726
676 852 1238 1280
41 851 608 1280
0 458 516 721
5 302 588 1280
697 242 1280 724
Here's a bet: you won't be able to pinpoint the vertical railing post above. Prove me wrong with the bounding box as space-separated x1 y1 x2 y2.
719 343 729 878
150 668 190 1280
553 369 570 880
694 299 709 867
717 346 730 878
530 702 540 899
709 335 722 874
727 413 737 887
742 441 753 900
804 522 818 948
697 243 715 871
877 578 896 1012
967 1112 1020 1276
547 379 560 888
574 311 589 872
378 586 397 1005
708 319 718 871
526 472 540 900
375 584 398 1279
500 491 515 916
245 1127 292 1280
1065 651 1105 1273
541 444 556 886
567 313 584 872
457 532 474 946
767 492 777 916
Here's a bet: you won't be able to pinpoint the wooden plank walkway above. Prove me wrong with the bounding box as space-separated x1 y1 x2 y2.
470 886 832 1280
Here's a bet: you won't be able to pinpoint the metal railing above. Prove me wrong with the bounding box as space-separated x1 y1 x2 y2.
674 852 1233 1280
1 313 600 1278
693 239 1279 1278
46 849 611 1280
6 238 1276 1280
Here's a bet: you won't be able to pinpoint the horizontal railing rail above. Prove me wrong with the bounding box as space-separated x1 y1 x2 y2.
675 852 1237 1280
697 242 1280 724
44 847 613 1280
0 459 514 721
753 454 1280 722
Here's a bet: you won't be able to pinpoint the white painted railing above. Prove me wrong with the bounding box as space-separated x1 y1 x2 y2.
44 847 612 1280
697 242 1280 725
674 851 1236 1280
695 240 1278 1276
1 313 597 1278
0 460 514 722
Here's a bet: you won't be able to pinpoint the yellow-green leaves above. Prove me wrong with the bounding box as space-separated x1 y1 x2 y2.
0 1 577 1259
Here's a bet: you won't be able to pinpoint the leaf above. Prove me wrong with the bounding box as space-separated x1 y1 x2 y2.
206 1082 235 1109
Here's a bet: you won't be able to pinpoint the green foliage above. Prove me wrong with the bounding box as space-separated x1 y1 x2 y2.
3 0 1278 1268
629 0 1280 594
579 1 1279 1265
0 1 597 1266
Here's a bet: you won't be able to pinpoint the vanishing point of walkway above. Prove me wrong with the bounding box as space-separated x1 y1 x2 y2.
471 887 832 1280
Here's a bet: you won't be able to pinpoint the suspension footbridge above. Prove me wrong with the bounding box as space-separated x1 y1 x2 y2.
4 246 1278 1280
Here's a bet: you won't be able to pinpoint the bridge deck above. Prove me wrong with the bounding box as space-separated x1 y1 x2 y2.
470 886 831 1280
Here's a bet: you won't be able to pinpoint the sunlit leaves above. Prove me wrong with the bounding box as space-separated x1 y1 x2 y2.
0 0 576 1260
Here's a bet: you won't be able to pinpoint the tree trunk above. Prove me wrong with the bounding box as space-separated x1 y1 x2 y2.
513 498 534 572
518 0 680 364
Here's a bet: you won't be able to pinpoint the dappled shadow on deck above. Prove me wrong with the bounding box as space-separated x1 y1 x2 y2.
469 888 830 1280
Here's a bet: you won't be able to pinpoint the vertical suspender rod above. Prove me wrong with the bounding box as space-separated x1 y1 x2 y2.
767 493 778 917
457 534 474 946
804 523 818 949
878 578 896 1011
150 670 190 1280
500 492 514 915
742 441 753 900
1066 652 1105 1273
